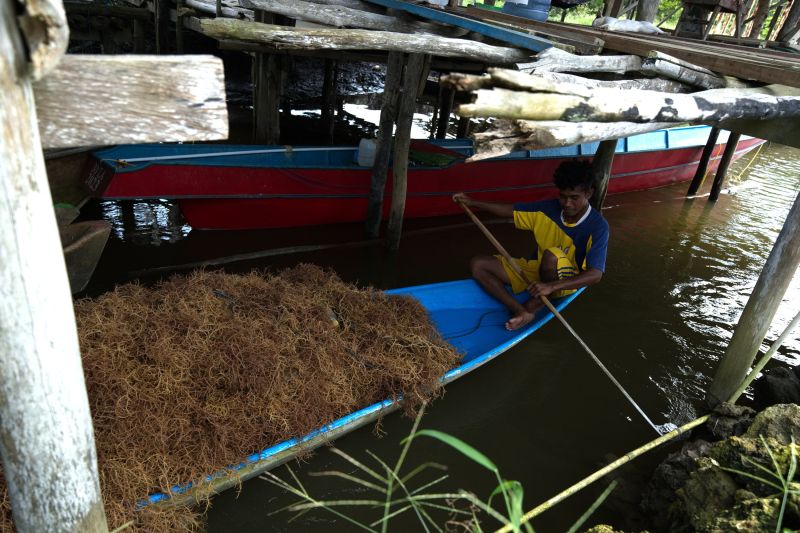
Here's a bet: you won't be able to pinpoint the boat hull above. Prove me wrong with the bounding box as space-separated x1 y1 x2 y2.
88 128 765 230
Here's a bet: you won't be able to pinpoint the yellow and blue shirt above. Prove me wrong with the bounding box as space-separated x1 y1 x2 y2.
513 199 609 273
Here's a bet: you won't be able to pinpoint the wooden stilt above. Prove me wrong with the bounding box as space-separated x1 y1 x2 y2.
708 132 741 201
176 0 185 53
365 51 403 239
707 189 800 406
590 139 617 210
0 0 108 528
155 0 170 53
133 18 144 53
321 58 338 144
387 53 427 251
429 83 441 139
686 126 721 196
435 87 454 140
456 115 471 138
252 11 281 144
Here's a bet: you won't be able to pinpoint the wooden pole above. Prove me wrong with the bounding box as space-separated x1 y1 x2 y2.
365 51 403 239
708 132 741 202
436 87 455 140
176 0 185 53
635 0 659 22
386 53 426 251
252 11 281 144
155 0 170 53
590 139 616 210
707 190 800 406
321 58 338 144
0 0 108 529
686 126 721 196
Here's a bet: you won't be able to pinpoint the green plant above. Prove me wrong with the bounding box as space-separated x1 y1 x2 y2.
719 435 800 533
261 404 615 532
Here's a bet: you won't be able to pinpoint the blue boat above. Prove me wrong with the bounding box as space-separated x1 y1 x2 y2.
145 279 583 507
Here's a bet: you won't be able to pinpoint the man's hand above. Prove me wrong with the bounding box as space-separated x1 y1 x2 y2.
452 192 472 207
527 281 556 299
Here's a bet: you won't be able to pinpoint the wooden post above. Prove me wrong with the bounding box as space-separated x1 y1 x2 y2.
436 87 455 140
365 51 403 239
708 132 741 202
253 10 281 144
0 0 108 529
155 0 170 53
456 115 471 138
321 58 338 144
590 139 616 210
133 18 145 52
747 0 771 37
386 53 426 251
707 190 800 406
604 0 624 17
686 126 720 196
176 0 185 53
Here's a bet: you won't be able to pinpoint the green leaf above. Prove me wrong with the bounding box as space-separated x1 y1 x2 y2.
406 430 498 472
566 481 617 533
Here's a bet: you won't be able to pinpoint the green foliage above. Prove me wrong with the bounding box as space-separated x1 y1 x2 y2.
719 436 800 533
262 405 616 532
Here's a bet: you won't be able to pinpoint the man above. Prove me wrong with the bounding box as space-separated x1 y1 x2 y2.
453 160 609 331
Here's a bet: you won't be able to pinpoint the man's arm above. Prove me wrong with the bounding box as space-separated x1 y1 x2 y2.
452 192 515 218
527 268 603 299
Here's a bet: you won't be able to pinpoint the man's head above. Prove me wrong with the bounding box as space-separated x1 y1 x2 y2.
553 160 594 219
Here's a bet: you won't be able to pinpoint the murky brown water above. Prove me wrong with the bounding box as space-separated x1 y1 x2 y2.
84 142 800 531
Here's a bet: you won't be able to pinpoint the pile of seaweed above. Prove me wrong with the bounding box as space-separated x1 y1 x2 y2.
0 265 460 531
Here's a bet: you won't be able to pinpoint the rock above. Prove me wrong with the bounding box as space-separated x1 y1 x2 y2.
706 403 756 440
640 440 712 531
752 367 800 410
745 403 800 445
675 457 739 530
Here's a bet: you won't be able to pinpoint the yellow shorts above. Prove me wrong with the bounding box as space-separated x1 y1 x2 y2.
497 247 578 297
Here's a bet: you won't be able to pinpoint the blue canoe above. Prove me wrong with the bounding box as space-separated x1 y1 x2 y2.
146 279 583 507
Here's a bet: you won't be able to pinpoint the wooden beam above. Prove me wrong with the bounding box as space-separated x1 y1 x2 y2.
32 55 228 148
365 51 403 239
1 0 108 529
708 132 741 201
707 190 800 406
518 46 643 74
387 53 427 251
191 17 531 63
362 0 553 52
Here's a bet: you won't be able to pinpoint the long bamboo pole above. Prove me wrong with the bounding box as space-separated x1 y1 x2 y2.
456 201 661 435
495 303 800 533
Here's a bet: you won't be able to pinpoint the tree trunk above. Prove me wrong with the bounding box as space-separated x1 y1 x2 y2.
777 0 800 42
746 0 771 37
635 0 659 22
0 0 108 529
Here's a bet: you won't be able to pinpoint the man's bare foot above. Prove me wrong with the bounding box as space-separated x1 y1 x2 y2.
505 311 534 331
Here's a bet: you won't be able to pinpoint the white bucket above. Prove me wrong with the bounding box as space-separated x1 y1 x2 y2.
357 138 377 167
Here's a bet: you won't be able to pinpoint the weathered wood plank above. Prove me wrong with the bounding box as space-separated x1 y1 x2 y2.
1 0 108 530
641 51 729 89
186 0 253 19
32 54 228 148
191 17 531 63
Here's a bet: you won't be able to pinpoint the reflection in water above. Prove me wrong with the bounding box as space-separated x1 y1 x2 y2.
100 200 191 245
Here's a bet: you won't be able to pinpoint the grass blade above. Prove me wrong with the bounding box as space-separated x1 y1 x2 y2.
566 481 617 533
407 430 497 473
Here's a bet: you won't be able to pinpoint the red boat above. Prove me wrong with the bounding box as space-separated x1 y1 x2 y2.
86 125 763 230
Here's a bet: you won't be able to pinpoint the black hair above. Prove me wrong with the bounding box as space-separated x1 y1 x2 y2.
553 160 594 192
